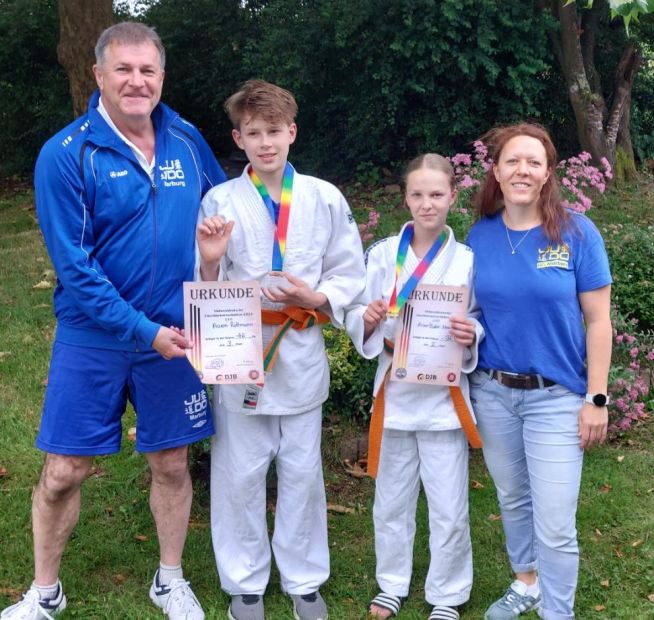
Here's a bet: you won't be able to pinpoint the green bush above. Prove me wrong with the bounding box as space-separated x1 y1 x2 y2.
602 222 654 330
323 325 376 423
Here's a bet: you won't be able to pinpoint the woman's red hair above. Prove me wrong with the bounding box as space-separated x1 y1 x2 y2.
473 123 568 243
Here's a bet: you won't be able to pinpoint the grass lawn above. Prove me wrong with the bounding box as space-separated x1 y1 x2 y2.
0 181 652 619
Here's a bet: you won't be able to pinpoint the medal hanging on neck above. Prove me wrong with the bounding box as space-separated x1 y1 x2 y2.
248 162 294 271
387 223 448 317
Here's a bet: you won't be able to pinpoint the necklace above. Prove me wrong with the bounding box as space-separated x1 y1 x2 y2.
505 223 532 255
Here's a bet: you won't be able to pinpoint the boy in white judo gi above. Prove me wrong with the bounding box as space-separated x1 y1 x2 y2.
196 79 366 620
345 154 483 620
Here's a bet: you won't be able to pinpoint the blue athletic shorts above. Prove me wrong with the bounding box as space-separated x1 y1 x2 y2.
36 341 214 455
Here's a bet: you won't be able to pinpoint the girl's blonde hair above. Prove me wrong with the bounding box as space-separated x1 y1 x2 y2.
403 153 455 189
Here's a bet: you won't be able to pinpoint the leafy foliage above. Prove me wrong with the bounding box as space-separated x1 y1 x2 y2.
0 0 72 176
323 325 376 423
235 0 554 177
602 221 654 329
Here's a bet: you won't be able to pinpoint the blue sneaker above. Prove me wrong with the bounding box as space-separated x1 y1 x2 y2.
484 580 540 620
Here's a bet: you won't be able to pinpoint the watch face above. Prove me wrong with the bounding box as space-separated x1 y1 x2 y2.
592 394 608 407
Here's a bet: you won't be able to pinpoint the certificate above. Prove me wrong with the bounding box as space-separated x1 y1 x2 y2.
183 280 264 385
390 284 468 386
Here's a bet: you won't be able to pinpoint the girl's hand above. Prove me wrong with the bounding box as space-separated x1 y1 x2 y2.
363 299 388 339
450 315 476 347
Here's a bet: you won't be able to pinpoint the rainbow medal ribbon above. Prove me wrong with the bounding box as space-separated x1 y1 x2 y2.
248 162 294 271
387 223 448 317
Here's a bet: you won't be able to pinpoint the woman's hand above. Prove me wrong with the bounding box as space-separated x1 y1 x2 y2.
578 402 608 449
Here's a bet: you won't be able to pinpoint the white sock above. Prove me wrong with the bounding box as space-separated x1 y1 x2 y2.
33 581 60 600
158 563 183 585
525 578 540 597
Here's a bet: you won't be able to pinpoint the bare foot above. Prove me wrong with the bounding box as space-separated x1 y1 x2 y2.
368 604 393 619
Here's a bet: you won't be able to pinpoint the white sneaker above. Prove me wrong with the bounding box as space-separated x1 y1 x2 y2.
149 570 205 620
0 583 67 619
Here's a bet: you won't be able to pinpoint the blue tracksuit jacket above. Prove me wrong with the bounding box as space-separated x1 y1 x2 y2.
34 90 227 351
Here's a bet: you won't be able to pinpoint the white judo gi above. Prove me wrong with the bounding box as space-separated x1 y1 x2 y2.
199 166 366 596
345 223 482 606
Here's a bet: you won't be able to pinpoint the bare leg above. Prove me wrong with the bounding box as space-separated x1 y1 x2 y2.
145 446 192 565
33 454 93 585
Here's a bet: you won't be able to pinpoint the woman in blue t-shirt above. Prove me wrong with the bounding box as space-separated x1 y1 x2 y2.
466 123 612 620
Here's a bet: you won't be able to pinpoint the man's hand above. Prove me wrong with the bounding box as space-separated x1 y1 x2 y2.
578 402 608 449
152 326 192 360
197 216 234 280
262 272 327 309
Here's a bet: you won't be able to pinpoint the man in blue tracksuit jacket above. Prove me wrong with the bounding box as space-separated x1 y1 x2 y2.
1 22 226 620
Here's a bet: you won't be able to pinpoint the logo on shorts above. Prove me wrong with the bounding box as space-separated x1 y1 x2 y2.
184 390 208 422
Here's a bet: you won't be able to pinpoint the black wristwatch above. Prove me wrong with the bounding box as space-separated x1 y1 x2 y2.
585 393 609 407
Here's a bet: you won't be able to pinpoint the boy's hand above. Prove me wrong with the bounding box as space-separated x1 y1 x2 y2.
197 216 234 280
449 315 476 346
262 271 327 309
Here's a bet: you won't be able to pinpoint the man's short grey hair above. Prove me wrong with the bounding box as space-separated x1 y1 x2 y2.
95 22 166 69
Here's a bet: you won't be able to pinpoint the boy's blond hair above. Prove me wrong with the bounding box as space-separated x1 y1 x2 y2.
224 79 298 129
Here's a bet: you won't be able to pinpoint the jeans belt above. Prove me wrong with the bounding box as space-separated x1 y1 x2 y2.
485 369 555 390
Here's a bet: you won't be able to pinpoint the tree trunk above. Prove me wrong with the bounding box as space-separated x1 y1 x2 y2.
557 1 611 163
611 42 641 182
57 0 114 118
545 1 641 174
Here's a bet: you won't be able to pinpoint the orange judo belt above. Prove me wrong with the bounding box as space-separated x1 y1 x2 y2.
261 306 330 372
367 338 483 478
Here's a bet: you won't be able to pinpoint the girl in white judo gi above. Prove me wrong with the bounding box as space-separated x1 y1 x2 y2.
345 154 483 620
196 80 366 620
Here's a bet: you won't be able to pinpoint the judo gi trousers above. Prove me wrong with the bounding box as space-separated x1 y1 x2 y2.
210 403 329 595
374 428 472 606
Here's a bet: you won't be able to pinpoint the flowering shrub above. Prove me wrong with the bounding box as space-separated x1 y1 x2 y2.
357 209 380 244
609 308 653 433
557 152 613 212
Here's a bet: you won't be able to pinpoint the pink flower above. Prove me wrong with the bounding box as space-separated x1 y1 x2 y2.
458 175 477 190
